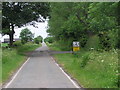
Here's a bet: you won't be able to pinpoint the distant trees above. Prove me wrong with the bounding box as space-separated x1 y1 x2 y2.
20 28 34 44
34 36 43 44
47 2 119 50
44 37 54 43
2 2 50 46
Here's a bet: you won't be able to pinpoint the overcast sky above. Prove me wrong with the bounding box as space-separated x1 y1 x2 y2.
0 20 49 42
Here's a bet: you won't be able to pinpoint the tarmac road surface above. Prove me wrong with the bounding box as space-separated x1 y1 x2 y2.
4 43 80 88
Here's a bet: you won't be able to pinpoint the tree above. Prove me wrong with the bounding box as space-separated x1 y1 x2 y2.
2 2 50 46
88 2 117 33
88 2 118 50
20 28 34 44
44 37 54 43
48 2 118 50
34 35 43 44
47 3 90 50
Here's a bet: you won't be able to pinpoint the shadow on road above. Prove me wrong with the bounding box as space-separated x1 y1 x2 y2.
26 50 73 57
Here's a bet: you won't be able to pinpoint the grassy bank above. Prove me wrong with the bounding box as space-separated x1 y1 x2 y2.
47 43 118 88
2 42 41 84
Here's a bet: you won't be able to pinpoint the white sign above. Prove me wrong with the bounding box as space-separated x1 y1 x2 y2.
73 42 79 47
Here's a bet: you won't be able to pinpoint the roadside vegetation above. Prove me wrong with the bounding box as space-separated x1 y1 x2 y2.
2 28 43 84
1 43 8 47
47 41 118 88
2 2 50 46
34 36 43 44
46 42 61 51
2 42 41 84
0 47 2 85
45 2 119 88
1 2 48 86
44 37 61 51
1 2 119 88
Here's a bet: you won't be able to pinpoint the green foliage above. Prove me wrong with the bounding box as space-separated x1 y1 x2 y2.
47 3 91 50
34 38 40 44
13 40 22 47
20 28 34 44
2 42 40 83
79 34 88 48
34 36 43 44
2 2 50 29
48 2 119 51
117 27 120 48
88 2 117 32
46 2 119 88
54 49 118 88
2 2 50 46
80 53 90 68
1 43 8 48
46 42 62 51
44 37 54 43
107 28 119 49
2 49 25 82
57 39 73 51
98 33 112 51
85 35 100 50
17 42 40 55
88 2 118 50
0 48 2 84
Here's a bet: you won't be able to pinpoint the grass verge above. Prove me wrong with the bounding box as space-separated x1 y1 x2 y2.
1 43 8 47
0 48 2 85
47 42 118 88
54 50 118 88
2 42 41 84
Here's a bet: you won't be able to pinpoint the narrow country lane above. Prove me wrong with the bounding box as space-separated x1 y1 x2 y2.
4 43 80 88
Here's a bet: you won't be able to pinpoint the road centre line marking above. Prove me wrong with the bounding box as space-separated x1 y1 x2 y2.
5 57 30 88
51 57 80 88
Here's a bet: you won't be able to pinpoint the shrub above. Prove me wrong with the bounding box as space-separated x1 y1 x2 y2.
85 35 100 50
34 36 43 44
44 37 54 43
80 53 90 68
13 40 22 47
17 42 39 54
79 34 88 48
107 28 119 49
57 39 73 51
98 32 111 51
34 38 40 44
1 43 9 48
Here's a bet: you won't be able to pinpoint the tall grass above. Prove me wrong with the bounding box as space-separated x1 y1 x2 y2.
47 41 119 88
54 49 118 88
2 49 25 83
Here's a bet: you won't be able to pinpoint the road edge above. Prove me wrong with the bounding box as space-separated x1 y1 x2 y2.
3 57 30 88
50 56 82 88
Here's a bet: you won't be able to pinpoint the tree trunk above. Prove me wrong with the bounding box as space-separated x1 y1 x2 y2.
9 24 15 47
9 33 14 47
